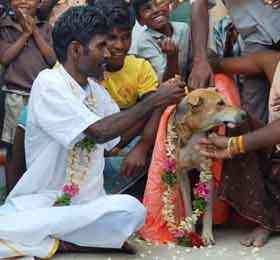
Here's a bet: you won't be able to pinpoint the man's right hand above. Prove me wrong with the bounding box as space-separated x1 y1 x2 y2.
154 75 186 108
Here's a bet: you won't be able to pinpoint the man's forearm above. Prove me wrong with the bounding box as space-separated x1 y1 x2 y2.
191 0 209 60
85 93 161 144
140 107 164 149
117 118 149 148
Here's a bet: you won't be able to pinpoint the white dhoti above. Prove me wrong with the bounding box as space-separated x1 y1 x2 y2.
0 195 145 258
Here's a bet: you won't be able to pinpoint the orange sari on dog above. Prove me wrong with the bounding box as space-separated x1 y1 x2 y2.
140 74 241 243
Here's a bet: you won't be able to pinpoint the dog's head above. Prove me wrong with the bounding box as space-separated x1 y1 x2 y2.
174 88 247 133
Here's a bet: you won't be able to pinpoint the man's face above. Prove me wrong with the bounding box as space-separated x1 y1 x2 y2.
76 34 110 80
11 0 38 17
138 0 170 30
105 27 132 71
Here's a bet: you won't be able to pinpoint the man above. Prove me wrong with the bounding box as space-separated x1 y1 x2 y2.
0 6 186 258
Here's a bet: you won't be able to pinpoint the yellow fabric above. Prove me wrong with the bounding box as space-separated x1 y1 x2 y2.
102 55 159 109
0 239 24 257
43 239 60 259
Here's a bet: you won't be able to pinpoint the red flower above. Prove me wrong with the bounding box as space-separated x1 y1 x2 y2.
172 229 185 238
187 232 204 247
163 159 177 173
193 182 210 201
63 183 80 198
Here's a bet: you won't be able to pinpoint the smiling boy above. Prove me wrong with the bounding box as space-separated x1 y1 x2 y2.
92 0 167 196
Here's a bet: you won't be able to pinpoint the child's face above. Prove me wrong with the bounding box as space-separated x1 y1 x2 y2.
10 0 38 17
105 27 132 71
138 0 170 30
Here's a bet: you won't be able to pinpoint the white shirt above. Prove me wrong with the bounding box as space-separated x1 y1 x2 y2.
8 65 120 207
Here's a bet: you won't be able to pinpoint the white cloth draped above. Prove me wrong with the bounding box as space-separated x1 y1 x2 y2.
0 66 146 258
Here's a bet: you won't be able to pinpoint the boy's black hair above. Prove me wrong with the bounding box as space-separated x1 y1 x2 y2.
131 0 150 20
52 6 108 63
93 0 135 31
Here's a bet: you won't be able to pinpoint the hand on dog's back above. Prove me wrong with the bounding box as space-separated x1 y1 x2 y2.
155 76 186 108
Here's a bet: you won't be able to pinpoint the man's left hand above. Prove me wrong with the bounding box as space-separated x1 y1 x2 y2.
263 0 280 8
188 58 214 89
120 142 150 177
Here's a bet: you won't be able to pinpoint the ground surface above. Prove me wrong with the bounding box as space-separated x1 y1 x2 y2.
26 228 279 260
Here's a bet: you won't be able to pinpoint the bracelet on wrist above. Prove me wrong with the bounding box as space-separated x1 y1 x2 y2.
227 135 246 157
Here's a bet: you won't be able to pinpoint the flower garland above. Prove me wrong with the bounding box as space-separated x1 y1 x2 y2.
161 114 213 247
54 75 97 206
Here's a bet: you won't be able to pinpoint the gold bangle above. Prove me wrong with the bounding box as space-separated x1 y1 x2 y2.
238 135 246 154
227 137 234 158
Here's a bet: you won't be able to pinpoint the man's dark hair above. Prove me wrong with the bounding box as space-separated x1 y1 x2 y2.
93 0 135 31
52 6 108 63
131 0 150 20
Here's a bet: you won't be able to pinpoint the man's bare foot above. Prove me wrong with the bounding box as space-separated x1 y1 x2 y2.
241 227 271 247
121 241 137 255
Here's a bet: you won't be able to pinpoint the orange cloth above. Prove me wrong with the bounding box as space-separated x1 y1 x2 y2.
140 74 241 243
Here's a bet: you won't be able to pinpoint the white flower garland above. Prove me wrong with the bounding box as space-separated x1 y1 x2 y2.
162 112 213 246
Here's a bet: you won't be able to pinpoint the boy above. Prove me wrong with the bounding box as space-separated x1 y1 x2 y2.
132 0 191 82
92 0 166 196
0 0 56 191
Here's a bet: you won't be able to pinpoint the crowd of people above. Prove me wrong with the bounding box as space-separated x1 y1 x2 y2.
0 0 279 258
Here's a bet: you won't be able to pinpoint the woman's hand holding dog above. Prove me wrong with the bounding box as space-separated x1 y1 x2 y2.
196 133 231 159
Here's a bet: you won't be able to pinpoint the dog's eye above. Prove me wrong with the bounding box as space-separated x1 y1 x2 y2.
217 100 225 106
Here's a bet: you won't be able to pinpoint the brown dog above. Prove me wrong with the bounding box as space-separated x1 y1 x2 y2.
168 88 246 245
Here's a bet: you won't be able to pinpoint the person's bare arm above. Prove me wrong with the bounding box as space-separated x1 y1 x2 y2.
210 51 280 84
85 78 186 144
189 0 214 89
159 38 180 81
120 106 164 176
32 25 56 66
198 118 280 159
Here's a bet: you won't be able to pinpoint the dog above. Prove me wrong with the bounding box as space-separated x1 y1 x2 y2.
168 88 246 245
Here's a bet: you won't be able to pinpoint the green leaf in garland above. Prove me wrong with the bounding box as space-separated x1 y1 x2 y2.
177 236 192 247
162 172 177 187
76 137 96 152
193 198 207 212
55 194 71 206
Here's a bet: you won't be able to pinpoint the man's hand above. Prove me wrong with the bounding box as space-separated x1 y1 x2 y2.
155 75 186 107
120 142 150 177
263 0 280 8
196 133 230 159
188 58 214 89
158 37 179 58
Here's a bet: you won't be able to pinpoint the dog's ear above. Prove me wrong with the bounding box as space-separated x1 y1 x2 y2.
187 96 204 113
